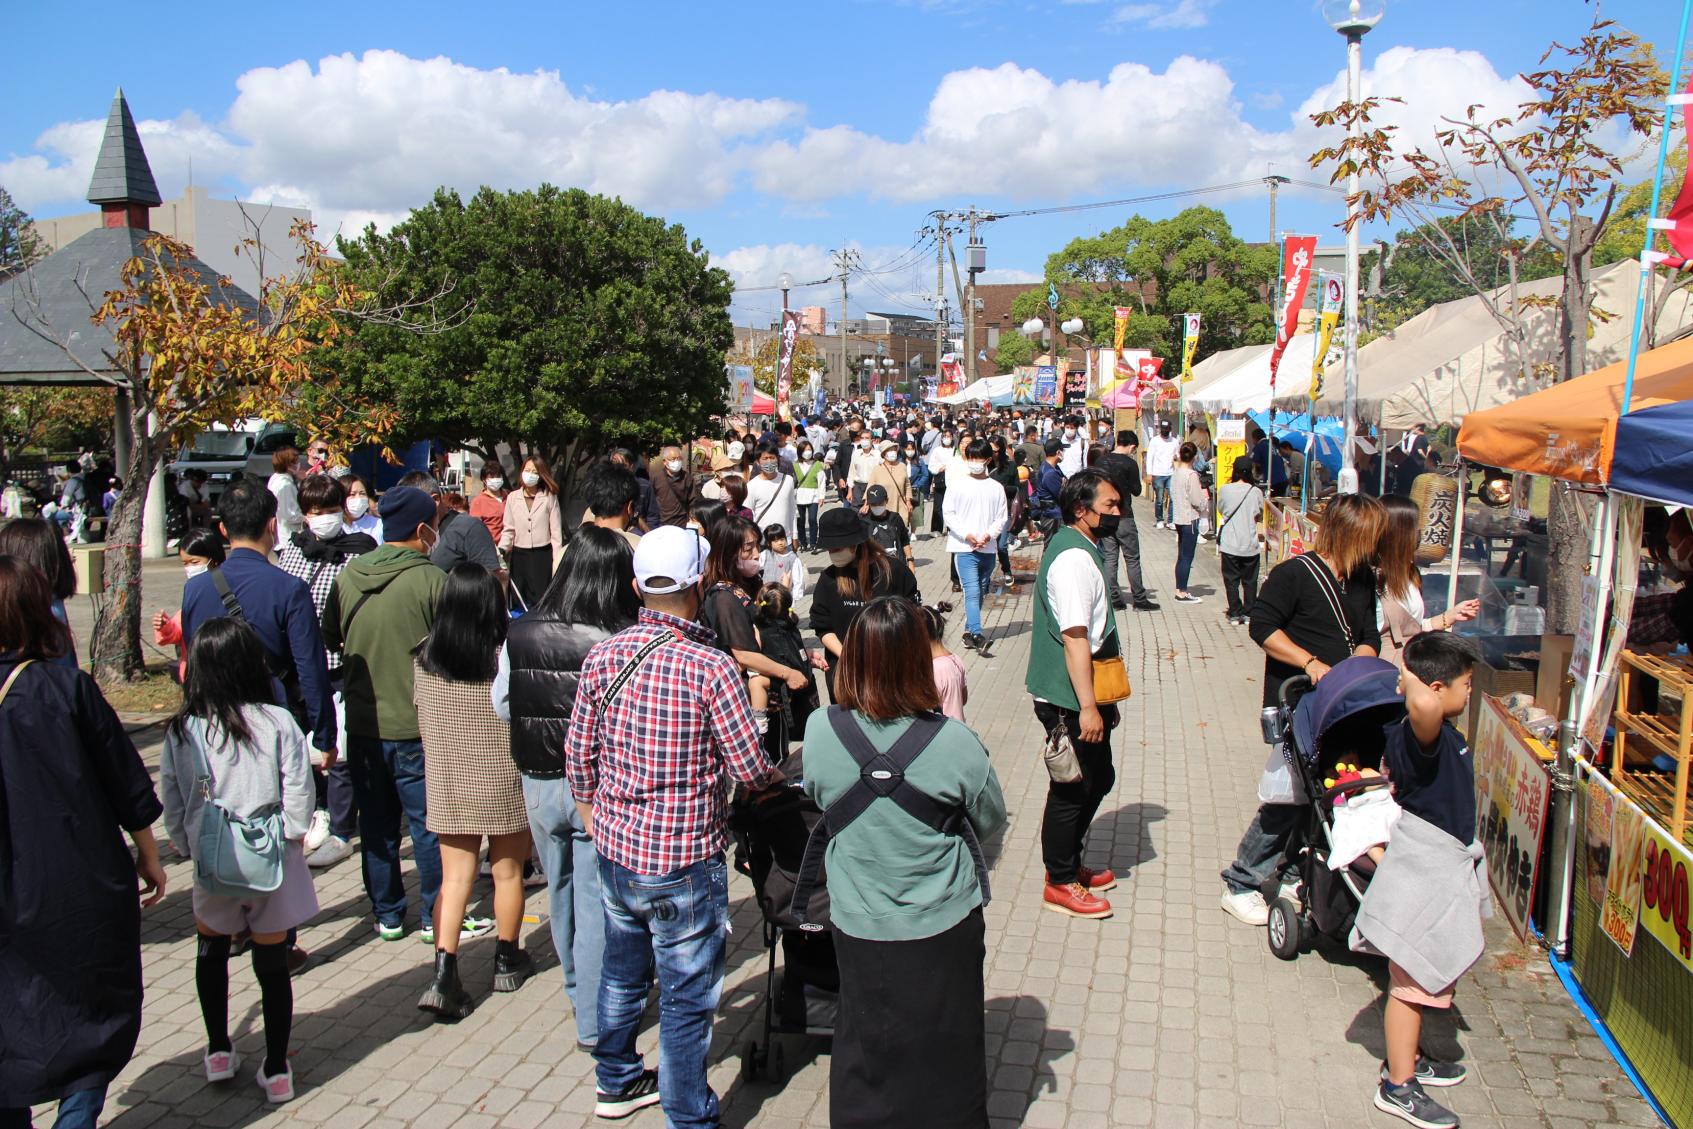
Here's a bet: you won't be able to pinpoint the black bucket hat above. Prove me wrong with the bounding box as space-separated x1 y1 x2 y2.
817 507 868 550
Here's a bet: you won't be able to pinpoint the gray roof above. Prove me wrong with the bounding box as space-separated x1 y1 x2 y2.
86 89 162 207
0 226 258 385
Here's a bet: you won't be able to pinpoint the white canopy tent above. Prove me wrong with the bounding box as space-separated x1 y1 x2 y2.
1271 260 1693 429
929 373 1014 405
1186 334 1320 415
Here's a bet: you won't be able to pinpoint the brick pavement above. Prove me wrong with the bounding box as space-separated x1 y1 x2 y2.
46 504 1659 1128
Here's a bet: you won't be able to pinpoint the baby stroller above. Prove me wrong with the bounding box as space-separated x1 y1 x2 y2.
728 759 839 1082
1262 656 1406 960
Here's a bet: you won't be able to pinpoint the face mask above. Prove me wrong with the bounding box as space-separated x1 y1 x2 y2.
903 448 915 458
346 495 370 518
799 452 813 463
184 562 209 579
1094 514 1121 538
666 458 685 474
308 513 344 538
1064 428 1077 440
859 440 871 450
759 462 778 476
965 461 987 476
521 471 542 488
883 450 898 463
941 437 954 447
828 548 856 568
870 505 888 517
484 477 503 492
738 557 762 577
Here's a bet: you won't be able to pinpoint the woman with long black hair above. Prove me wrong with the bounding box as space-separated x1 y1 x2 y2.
0 517 78 668
412 564 531 1020
698 516 813 738
809 508 921 686
493 525 639 1047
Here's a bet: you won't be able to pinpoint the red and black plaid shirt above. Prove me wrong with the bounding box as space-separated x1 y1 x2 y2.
565 608 773 876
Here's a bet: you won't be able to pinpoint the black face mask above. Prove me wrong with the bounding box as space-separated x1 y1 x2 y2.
1094 514 1121 538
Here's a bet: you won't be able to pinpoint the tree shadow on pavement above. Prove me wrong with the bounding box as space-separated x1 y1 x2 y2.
1089 802 1169 877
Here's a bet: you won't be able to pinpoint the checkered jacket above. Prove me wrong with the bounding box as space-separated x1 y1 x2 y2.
565 608 773 876
277 541 353 673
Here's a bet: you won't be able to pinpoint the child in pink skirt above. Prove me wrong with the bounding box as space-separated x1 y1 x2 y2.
921 602 968 723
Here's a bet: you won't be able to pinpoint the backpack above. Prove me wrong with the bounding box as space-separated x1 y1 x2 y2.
187 716 288 898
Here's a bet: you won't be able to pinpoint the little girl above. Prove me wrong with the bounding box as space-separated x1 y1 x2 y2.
753 582 823 757
760 523 806 599
152 528 227 681
921 602 968 722
160 618 317 1104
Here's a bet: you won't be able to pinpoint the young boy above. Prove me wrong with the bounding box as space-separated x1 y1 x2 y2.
862 484 914 568
1358 632 1486 1129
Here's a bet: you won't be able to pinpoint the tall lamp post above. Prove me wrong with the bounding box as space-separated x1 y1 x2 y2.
1324 0 1384 494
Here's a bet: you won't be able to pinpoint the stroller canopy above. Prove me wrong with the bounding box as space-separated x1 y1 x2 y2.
1292 656 1403 767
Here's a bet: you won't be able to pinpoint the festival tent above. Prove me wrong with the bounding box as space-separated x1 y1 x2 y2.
933 374 1014 406
1457 335 1693 508
1186 334 1320 415
1244 410 1346 474
1180 343 1268 409
750 390 776 415
1275 260 1693 429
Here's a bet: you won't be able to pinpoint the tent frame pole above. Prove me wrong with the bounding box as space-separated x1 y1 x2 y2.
1446 459 1467 613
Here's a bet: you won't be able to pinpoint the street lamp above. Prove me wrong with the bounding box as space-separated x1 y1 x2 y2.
1324 0 1384 494
778 271 794 318
1060 317 1086 336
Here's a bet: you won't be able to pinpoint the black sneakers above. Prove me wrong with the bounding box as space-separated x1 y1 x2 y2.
1374 1078 1460 1128
595 1069 662 1119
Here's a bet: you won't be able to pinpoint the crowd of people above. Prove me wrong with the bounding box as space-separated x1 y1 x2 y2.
0 400 1497 1129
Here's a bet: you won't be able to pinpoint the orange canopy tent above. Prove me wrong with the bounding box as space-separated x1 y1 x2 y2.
1457 335 1693 489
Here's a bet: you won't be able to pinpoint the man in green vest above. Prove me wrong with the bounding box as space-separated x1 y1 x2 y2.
1026 467 1125 920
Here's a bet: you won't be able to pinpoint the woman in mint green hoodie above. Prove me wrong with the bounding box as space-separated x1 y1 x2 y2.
802 596 1005 1129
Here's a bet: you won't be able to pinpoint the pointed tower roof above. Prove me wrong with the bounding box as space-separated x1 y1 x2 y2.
86 89 161 207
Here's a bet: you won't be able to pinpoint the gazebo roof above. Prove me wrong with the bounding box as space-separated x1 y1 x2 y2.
87 90 161 207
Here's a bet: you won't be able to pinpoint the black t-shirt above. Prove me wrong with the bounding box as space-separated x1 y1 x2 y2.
864 512 911 556
1098 452 1143 502
1248 554 1381 706
699 584 758 655
1384 717 1475 846
808 557 920 644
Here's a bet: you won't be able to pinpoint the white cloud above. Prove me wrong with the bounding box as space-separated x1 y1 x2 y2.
1112 0 1217 30
1250 90 1285 111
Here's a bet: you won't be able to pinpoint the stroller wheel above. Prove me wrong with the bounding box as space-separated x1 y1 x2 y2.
1267 896 1303 961
742 1039 762 1081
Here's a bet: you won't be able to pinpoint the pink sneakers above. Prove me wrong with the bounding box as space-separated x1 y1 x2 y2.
256 1063 295 1104
203 1050 239 1082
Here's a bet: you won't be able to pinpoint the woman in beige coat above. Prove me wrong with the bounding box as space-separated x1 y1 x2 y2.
863 443 914 525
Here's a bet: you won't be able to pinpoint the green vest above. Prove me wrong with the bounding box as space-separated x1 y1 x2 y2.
1025 524 1122 711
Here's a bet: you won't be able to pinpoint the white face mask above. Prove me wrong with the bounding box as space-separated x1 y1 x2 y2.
307 513 344 538
346 495 370 518
666 458 685 474
870 505 888 517
184 562 209 579
941 437 954 447
883 450 899 463
828 548 856 568
1064 428 1077 440
484 477 503 492
859 440 872 450
759 462 778 476
521 471 542 488
799 452 814 463
965 461 987 476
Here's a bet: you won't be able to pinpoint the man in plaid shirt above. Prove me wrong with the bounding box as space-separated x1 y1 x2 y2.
276 473 377 868
566 526 777 1126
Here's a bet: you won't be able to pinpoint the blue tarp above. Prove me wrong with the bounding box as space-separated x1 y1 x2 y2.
1243 410 1347 474
1610 399 1693 508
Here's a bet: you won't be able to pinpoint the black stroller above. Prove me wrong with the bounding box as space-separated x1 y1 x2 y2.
1262 656 1406 960
728 763 839 1082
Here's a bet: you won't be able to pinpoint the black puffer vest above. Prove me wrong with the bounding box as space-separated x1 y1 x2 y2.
506 614 615 779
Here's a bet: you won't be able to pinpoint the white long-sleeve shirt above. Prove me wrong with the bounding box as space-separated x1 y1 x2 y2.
943 470 1008 554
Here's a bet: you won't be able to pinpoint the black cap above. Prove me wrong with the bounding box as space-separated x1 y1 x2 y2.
866 484 888 505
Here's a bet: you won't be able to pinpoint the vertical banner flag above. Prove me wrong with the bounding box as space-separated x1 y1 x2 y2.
1179 313 1201 383
775 309 799 421
1657 69 1693 268
1113 306 1131 352
1271 235 1318 391
1308 273 1343 401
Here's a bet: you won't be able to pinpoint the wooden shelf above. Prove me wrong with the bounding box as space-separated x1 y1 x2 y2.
1613 650 1693 841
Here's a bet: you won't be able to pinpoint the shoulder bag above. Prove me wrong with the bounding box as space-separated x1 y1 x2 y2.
188 717 288 898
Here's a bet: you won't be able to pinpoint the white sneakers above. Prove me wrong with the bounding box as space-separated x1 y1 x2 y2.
303 809 331 853
204 1049 239 1082
1219 889 1270 926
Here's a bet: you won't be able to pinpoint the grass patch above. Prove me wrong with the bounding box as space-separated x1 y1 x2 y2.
98 667 182 715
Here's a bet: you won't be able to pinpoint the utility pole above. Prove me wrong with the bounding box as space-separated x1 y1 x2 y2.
963 209 981 384
932 214 949 386
835 247 853 399
1266 174 1289 336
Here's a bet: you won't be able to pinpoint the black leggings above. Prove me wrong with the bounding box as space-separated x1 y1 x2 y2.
197 935 293 1076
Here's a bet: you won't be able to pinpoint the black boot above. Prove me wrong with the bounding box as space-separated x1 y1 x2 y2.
418 950 474 1021
492 939 533 993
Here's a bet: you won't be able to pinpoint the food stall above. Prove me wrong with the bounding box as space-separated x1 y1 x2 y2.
1457 333 1693 1129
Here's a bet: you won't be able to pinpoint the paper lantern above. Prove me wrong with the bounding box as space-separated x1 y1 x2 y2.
1411 473 1458 565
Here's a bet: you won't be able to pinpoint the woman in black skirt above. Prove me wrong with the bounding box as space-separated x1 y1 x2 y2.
801 597 1007 1129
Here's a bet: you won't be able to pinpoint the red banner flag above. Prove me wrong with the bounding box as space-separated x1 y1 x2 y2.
1137 356 1165 383
1270 235 1318 391
1659 76 1693 268
776 309 800 421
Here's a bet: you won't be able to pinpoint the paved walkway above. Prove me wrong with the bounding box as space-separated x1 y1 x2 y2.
53 504 1658 1128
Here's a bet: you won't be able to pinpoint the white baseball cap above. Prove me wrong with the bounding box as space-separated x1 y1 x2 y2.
634 525 711 594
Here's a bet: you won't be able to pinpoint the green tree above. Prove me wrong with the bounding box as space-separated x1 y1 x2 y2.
333 186 735 494
0 185 44 281
994 330 1034 372
1006 207 1276 363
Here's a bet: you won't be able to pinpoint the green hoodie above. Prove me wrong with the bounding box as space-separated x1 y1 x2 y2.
322 544 445 741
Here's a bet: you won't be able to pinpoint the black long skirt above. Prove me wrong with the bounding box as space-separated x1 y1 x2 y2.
831 908 988 1129
507 545 554 610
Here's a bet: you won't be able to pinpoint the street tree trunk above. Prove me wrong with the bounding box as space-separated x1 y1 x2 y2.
89 406 156 684
1544 220 1598 635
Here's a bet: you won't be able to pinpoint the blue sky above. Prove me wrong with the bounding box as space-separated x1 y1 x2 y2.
3 0 1683 327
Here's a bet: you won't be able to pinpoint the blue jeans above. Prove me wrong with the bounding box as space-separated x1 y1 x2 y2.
796 502 820 549
953 550 996 635
596 854 728 1129
347 736 440 928
1174 522 1198 590
0 1087 106 1129
1220 802 1302 895
523 775 605 1042
1151 475 1173 523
